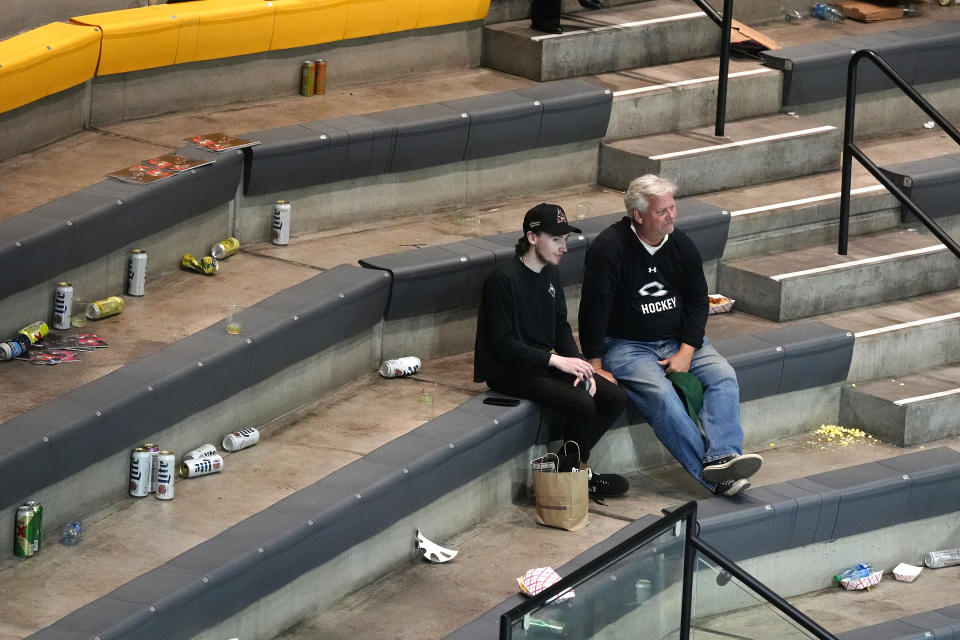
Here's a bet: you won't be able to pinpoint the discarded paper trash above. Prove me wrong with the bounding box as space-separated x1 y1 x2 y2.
416 530 458 563
841 570 883 591
893 563 923 582
518 567 575 602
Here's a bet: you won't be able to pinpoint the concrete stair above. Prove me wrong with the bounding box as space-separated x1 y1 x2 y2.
717 228 960 322
598 114 841 194
482 0 720 81
602 58 782 141
840 364 960 447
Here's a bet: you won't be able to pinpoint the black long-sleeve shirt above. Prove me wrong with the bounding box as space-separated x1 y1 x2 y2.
578 217 708 359
474 257 581 383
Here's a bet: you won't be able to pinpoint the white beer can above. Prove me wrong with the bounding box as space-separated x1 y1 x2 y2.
272 201 291 245
128 250 147 296
156 451 176 500
52 282 74 330
222 427 260 452
183 444 218 461
379 356 422 378
179 454 224 478
129 448 151 497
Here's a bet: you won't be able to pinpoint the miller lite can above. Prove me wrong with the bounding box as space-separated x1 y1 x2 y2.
183 444 218 461
222 427 260 452
156 451 176 500
53 283 74 330
143 443 160 493
179 454 224 478
129 447 151 497
272 201 291 245
379 356 422 378
128 250 147 296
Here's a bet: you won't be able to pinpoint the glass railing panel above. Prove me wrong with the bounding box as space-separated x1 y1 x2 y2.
690 551 825 640
504 520 688 640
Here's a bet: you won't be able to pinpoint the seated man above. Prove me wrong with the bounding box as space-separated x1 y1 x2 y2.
474 203 628 503
578 175 762 497
530 0 603 34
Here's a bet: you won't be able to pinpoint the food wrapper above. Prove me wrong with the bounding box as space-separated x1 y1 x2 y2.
708 294 735 315
517 567 575 602
840 570 883 590
893 563 922 582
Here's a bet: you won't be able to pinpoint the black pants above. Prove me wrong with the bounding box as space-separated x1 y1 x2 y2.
530 0 562 29
488 367 627 462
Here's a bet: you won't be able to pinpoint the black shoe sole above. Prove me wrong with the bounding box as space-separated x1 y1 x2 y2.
702 454 763 483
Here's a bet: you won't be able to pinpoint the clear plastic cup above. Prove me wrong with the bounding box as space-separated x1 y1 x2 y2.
225 304 242 335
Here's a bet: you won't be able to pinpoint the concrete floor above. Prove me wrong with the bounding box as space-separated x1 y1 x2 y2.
2 7 960 640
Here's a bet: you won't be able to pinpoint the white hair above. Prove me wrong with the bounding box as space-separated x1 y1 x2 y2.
624 174 677 215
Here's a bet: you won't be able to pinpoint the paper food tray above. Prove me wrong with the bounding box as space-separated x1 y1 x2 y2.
841 570 883 590
708 294 735 315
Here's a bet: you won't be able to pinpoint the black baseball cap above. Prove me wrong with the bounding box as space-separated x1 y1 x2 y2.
522 203 581 236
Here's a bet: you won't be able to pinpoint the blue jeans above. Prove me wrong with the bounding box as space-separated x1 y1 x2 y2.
603 337 742 490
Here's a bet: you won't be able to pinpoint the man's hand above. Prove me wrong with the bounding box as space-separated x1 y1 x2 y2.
658 343 694 374
588 357 617 384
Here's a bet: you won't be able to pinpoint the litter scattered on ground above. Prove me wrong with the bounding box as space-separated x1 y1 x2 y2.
518 567 575 602
416 530 458 563
893 562 923 582
841 570 883 591
806 424 880 449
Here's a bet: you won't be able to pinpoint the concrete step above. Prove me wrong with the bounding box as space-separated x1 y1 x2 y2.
840 364 960 447
602 58 782 141
598 113 841 194
482 0 720 81
718 227 960 322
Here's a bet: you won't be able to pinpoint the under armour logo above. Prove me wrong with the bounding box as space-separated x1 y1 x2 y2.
548 283 556 298
648 267 657 273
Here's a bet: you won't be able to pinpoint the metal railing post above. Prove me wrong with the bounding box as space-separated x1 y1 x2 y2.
679 508 697 639
838 51 859 255
715 0 733 136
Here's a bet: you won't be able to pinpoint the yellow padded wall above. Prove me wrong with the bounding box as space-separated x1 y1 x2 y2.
343 0 421 40
149 0 275 63
147 4 199 64
416 0 490 29
71 7 180 75
0 22 101 114
270 0 348 51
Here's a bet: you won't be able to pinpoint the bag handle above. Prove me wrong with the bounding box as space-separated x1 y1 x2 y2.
560 440 582 464
532 452 560 473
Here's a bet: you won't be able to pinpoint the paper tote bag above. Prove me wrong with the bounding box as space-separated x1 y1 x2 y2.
533 449 589 531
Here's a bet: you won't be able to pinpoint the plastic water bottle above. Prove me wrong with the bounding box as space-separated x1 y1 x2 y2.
833 563 871 582
924 549 960 568
60 521 82 545
810 3 845 21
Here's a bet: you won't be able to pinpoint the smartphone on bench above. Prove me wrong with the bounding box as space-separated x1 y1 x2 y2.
483 396 520 407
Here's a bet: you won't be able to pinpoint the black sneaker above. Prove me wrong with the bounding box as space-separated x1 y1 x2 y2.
588 470 629 504
714 478 750 497
702 454 763 483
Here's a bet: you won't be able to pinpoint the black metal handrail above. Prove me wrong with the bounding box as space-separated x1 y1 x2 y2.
838 49 960 259
498 500 838 640
688 0 734 136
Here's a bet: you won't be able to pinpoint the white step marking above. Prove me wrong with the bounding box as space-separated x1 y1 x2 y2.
613 69 774 98
649 125 836 161
771 244 946 281
730 185 886 217
894 387 960 406
855 311 960 338
531 12 703 40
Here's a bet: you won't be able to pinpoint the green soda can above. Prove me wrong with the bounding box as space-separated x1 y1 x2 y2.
14 501 43 557
300 60 315 97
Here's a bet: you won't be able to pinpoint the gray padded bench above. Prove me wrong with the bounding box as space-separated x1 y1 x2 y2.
880 152 960 222
27 393 543 640
243 78 613 196
360 198 730 320
0 147 242 302
448 447 960 639
760 19 960 105
0 265 389 512
838 606 960 640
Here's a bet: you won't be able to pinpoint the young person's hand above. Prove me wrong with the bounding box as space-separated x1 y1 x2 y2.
549 354 594 387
